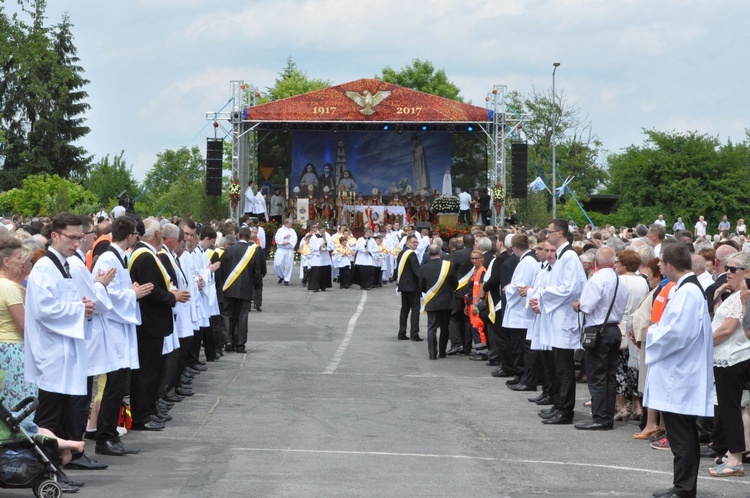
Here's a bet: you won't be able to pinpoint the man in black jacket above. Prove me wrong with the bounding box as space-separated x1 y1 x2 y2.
129 218 190 430
447 233 475 355
219 227 263 353
396 235 422 341
419 243 458 359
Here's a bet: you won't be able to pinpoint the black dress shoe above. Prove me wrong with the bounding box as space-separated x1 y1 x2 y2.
491 369 515 378
278 278 284 284
469 352 488 361
509 384 537 392
486 360 501 366
255 306 262 312
151 413 170 423
397 334 409 340
190 363 207 372
175 387 195 397
542 412 574 425
205 355 219 362
114 441 141 454
224 344 236 352
429 355 437 360
438 353 446 358
539 408 559 419
180 375 194 385
162 394 185 403
446 345 463 356
184 367 200 375
574 420 612 431
96 440 127 456
131 420 165 431
284 281 289 286
528 393 546 403
65 452 108 470
58 470 85 488
235 346 246 353
652 488 677 498
535 396 555 406
505 377 521 386
60 481 81 493
410 335 423 342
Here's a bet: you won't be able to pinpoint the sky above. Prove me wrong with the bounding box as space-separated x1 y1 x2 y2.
18 0 749 182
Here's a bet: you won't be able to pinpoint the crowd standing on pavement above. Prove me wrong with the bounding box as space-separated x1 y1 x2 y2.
2 204 750 497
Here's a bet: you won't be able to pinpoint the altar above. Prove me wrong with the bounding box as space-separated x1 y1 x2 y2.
341 205 407 227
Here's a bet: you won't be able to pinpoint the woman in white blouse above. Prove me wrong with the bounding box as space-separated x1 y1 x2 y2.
709 251 750 477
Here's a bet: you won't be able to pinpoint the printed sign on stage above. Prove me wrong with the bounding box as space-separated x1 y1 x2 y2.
290 131 452 198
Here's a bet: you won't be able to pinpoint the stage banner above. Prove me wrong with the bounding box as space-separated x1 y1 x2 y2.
291 131 452 198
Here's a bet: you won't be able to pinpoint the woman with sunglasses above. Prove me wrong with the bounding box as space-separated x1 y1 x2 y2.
708 251 750 476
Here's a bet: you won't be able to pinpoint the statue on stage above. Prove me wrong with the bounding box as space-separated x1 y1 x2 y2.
441 167 453 196
411 134 430 193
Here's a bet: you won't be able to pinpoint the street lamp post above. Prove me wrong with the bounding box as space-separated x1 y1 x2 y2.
552 61 560 219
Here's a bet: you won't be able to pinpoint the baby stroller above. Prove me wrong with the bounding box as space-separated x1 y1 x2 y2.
0 396 63 498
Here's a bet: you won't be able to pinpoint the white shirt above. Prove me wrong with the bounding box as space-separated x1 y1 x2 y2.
578 267 628 327
713 291 750 367
458 191 472 210
111 205 126 219
695 220 707 236
654 219 666 227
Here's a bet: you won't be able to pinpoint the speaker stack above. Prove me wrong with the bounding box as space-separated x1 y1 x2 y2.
511 143 528 199
206 138 223 196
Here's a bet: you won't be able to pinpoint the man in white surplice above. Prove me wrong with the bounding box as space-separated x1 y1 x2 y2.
92 216 153 455
274 218 298 285
25 214 96 450
531 219 586 425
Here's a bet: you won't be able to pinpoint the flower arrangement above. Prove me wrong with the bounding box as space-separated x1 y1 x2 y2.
491 183 505 211
431 195 460 214
229 177 241 209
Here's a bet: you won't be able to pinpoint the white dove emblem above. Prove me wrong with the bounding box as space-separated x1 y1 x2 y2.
345 90 391 115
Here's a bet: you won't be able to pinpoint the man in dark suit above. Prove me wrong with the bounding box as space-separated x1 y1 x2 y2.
419 243 459 360
396 235 422 341
219 227 263 353
129 218 190 430
483 236 511 371
447 233 475 355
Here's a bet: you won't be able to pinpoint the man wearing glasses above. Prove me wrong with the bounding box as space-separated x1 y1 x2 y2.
25 213 97 478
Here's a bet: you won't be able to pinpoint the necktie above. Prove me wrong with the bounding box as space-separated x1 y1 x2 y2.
64 261 71 278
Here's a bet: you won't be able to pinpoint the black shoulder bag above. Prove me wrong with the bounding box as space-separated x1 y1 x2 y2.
581 274 619 351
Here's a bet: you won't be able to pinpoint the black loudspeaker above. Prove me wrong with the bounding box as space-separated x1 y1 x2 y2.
415 222 432 232
511 142 528 199
206 138 223 196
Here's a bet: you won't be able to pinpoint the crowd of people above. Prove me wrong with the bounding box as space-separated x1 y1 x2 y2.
0 211 272 493
3 205 750 497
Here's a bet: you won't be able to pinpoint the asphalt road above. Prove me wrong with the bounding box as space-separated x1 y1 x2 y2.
6 275 750 497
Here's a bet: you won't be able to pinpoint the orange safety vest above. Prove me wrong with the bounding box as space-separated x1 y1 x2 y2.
650 281 676 324
468 267 486 342
86 233 112 271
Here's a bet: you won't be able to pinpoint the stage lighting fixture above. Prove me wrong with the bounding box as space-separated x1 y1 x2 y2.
448 125 455 134
383 125 389 130
421 125 427 131
282 124 289 133
468 126 474 132
397 125 403 134
332 124 339 134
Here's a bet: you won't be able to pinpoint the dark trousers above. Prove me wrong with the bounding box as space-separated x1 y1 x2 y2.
552 347 576 414
338 265 351 288
34 389 88 441
158 350 180 399
187 329 202 366
584 325 621 425
130 336 165 426
459 209 472 224
356 265 374 290
485 316 501 363
227 297 252 346
210 314 224 353
524 349 544 390
427 309 451 357
200 325 216 360
494 325 515 373
178 336 192 383
253 282 263 307
96 368 129 443
713 358 750 454
541 349 557 398
449 296 472 352
220 300 233 346
507 327 530 377
399 292 421 337
662 411 700 498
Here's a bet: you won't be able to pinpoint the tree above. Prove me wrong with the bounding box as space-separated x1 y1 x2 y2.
0 2 91 189
606 130 750 225
378 59 463 101
82 151 139 207
137 146 226 220
0 173 97 215
262 57 330 102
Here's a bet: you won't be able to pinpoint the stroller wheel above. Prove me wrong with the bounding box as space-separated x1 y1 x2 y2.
35 479 63 498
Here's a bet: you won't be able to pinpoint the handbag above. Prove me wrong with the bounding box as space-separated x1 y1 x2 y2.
581 273 619 351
